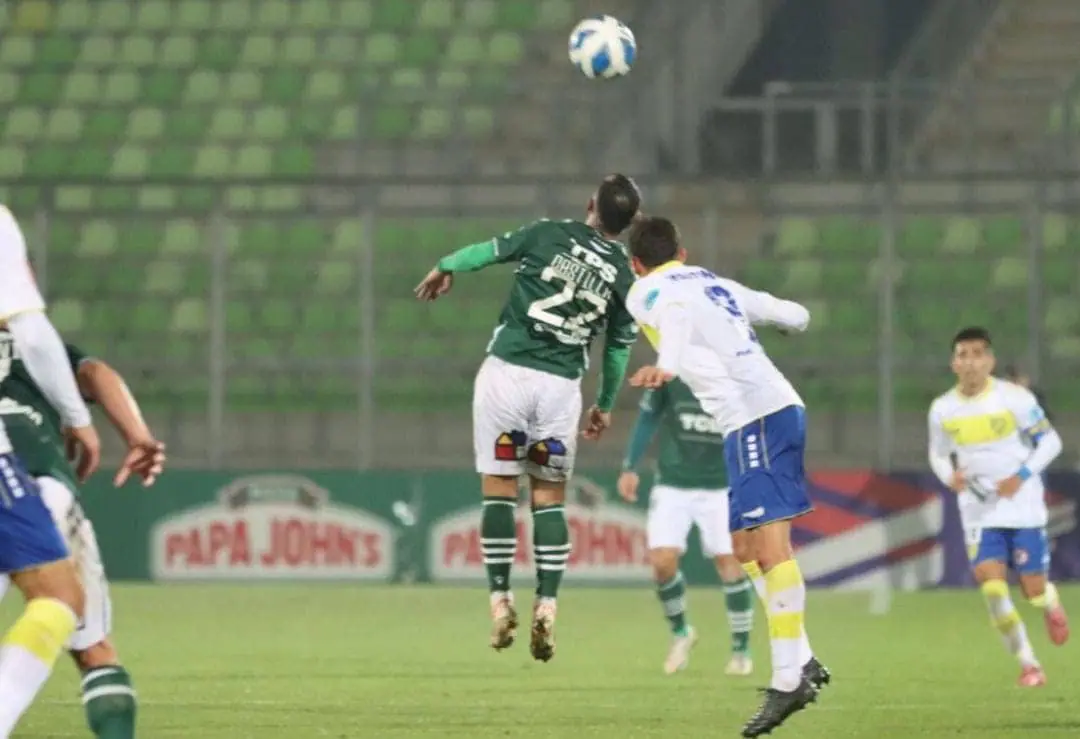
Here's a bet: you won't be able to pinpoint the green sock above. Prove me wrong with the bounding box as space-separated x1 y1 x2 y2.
723 576 755 654
83 666 136 739
532 503 571 599
657 572 690 636
481 497 518 593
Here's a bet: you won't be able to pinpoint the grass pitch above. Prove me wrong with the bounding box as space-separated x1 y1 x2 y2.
9 584 1080 737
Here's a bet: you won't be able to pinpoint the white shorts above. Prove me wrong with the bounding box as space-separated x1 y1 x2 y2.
647 484 733 557
0 477 112 651
473 355 582 482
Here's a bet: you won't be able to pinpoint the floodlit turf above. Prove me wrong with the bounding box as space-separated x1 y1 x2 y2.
7 584 1080 737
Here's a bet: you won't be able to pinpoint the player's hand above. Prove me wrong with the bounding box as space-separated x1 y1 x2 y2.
997 474 1023 498
948 470 966 494
629 366 674 389
617 471 640 503
64 425 101 483
581 405 611 440
414 268 453 301
115 436 167 488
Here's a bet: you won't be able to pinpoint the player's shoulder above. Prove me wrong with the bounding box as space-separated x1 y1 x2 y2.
992 378 1038 406
0 205 24 253
928 388 959 418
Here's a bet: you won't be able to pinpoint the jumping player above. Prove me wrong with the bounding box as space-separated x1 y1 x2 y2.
415 174 641 662
928 327 1068 687
624 216 828 737
0 204 102 737
618 378 756 676
0 330 165 738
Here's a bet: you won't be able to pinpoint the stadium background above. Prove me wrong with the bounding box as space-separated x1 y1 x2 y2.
4 0 1080 588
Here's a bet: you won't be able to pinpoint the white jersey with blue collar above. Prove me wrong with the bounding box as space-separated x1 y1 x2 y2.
625 261 810 435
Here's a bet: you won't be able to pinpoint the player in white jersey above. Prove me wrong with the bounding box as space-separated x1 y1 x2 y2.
927 326 1068 687
623 217 827 738
0 204 103 737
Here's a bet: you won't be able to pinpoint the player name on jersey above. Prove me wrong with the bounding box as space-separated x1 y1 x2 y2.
432 493 650 582
151 475 394 581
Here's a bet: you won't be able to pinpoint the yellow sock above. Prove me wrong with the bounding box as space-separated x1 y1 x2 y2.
763 559 807 690
3 597 77 664
981 579 1039 667
1029 582 1059 610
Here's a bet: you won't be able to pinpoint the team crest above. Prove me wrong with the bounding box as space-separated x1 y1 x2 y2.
1014 548 1030 567
494 431 527 461
528 438 567 468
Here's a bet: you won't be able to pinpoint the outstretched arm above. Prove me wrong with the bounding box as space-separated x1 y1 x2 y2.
737 286 810 333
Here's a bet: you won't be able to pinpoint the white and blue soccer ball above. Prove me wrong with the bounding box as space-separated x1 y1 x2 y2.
568 15 636 80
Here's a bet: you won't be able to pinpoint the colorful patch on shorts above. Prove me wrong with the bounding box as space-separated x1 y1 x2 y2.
494 431 527 461
527 438 567 468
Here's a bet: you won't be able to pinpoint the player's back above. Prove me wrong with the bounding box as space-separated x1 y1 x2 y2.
630 263 803 434
488 218 637 380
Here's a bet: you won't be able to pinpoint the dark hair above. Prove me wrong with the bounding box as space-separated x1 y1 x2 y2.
595 173 641 235
628 216 680 268
952 326 992 349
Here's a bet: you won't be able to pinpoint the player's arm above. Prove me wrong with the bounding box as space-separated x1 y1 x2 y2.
616 389 664 502
730 281 810 333
926 404 959 490
416 222 537 300
74 353 166 487
1000 387 1063 496
596 302 637 412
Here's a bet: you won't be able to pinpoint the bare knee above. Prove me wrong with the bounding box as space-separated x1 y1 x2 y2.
71 639 120 672
714 553 744 583
529 476 566 508
481 474 520 500
649 548 681 583
753 521 794 572
1019 574 1046 600
12 559 85 618
731 530 756 564
973 560 1008 586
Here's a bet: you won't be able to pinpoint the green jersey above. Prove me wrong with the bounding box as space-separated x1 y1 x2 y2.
486 219 638 380
642 379 729 490
0 329 87 491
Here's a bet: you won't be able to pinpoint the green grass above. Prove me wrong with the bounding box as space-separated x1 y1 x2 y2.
8 584 1080 737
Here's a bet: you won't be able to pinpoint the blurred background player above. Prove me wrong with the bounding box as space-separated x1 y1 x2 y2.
0 331 166 739
617 378 755 677
0 205 103 736
1004 364 1053 423
414 174 641 662
624 216 827 738
928 327 1068 687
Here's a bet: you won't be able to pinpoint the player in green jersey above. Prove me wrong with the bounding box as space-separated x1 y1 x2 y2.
415 174 641 662
618 378 756 676
0 328 166 739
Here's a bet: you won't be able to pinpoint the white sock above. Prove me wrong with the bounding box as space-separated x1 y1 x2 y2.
983 581 1039 668
0 643 54 736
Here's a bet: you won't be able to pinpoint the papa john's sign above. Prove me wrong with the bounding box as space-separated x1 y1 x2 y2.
430 478 651 583
150 475 394 581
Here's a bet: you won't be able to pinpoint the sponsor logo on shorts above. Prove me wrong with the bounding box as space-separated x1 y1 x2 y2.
1014 547 1030 567
150 475 393 581
528 438 567 468
494 431 527 461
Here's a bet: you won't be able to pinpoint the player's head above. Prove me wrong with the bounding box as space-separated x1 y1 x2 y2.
587 173 642 236
951 326 995 389
627 216 687 276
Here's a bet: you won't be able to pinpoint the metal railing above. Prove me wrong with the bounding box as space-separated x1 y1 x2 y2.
6 176 1079 474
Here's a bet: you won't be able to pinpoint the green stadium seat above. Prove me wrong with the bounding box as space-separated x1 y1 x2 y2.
419 0 454 28
982 216 1024 253
775 217 817 256
991 256 1027 290
898 216 943 255
447 35 484 65
942 217 980 254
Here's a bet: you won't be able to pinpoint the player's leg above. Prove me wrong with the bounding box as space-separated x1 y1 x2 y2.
970 528 1043 686
472 357 529 650
728 407 818 738
646 485 697 674
1014 527 1069 647
37 477 136 738
696 490 753 675
523 373 582 663
0 455 84 736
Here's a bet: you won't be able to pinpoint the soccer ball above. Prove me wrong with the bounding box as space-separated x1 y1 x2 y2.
568 15 636 80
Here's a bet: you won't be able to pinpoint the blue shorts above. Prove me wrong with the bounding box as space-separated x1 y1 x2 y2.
968 526 1049 575
725 405 812 532
0 453 69 573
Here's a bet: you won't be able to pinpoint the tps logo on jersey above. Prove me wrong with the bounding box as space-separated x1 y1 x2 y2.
494 431 527 461
528 438 567 468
